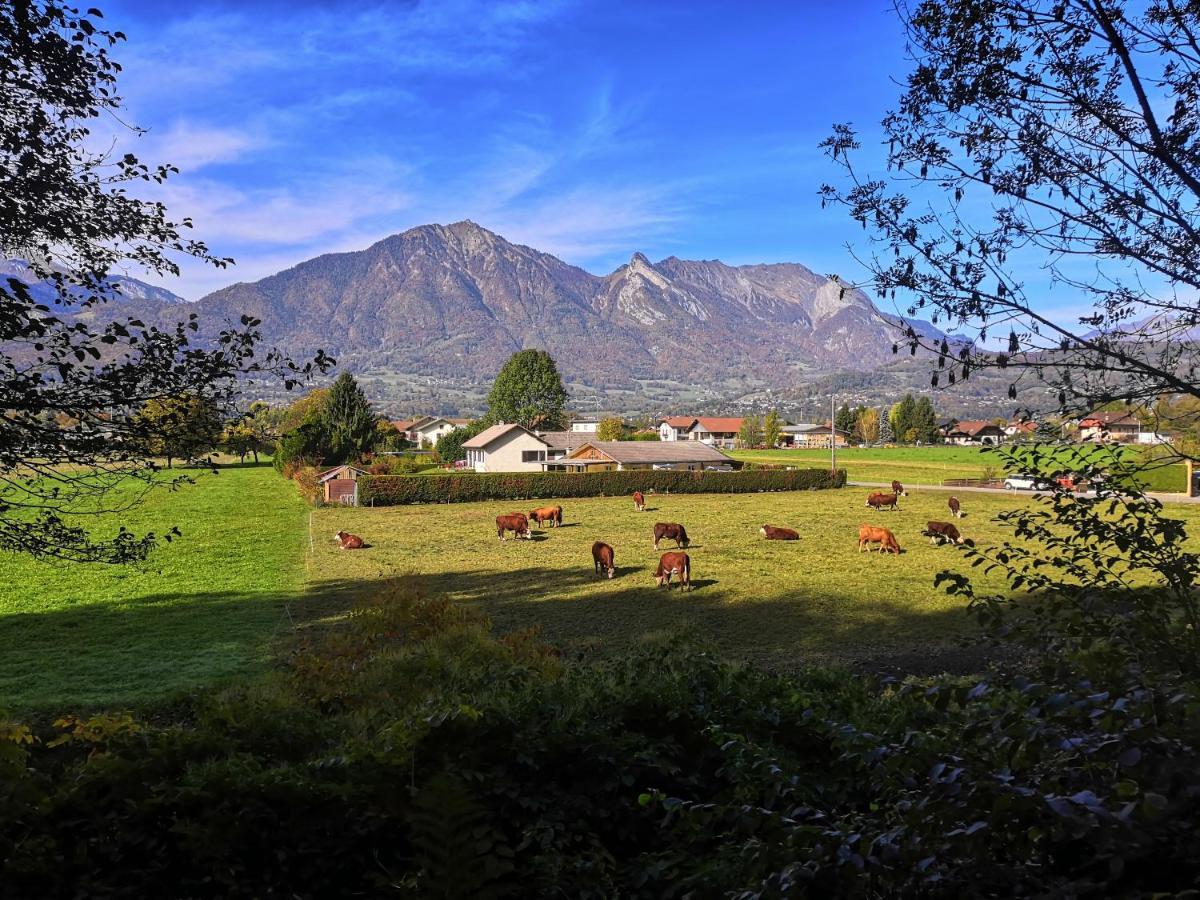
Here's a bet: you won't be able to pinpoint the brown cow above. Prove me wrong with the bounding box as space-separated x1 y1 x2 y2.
334 530 365 550
858 524 901 554
760 524 799 541
496 513 532 541
948 496 962 519
865 492 899 511
654 551 691 590
633 490 646 511
924 521 965 546
891 480 908 497
529 505 563 528
592 541 616 578
653 522 690 550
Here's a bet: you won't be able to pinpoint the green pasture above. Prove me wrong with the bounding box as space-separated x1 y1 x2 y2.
729 445 1187 492
0 465 309 709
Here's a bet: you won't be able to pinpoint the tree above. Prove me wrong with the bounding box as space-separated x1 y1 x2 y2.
280 388 330 433
485 350 567 430
763 409 783 448
435 420 487 463
135 395 223 469
878 408 895 444
0 3 329 563
738 414 763 449
245 401 284 463
595 416 625 441
890 395 917 444
857 407 880 444
821 0 1200 439
221 420 256 464
834 403 857 435
324 373 378 465
913 396 939 443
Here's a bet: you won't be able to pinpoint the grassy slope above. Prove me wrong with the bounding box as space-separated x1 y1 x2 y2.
0 465 309 709
311 488 1092 672
729 446 1187 492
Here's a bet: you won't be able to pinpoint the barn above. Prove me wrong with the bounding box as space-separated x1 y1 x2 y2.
545 440 732 472
318 464 367 505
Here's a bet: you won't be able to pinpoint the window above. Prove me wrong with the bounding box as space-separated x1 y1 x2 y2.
521 450 545 462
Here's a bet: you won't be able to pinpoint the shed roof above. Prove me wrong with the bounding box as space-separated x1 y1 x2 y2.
660 416 698 428
536 430 591 451
317 464 367 483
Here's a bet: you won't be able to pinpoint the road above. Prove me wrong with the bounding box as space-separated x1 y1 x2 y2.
849 481 1200 505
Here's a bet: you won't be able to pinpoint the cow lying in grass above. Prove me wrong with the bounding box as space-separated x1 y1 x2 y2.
858 524 901 554
924 521 966 546
654 551 691 591
653 522 689 550
759 525 799 541
529 505 562 528
592 541 615 578
334 530 365 550
496 513 532 541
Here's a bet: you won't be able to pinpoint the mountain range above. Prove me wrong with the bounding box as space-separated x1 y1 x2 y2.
6 222 955 414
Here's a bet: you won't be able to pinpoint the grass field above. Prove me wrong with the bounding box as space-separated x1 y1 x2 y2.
729 445 1188 492
310 487 1067 673
0 465 309 709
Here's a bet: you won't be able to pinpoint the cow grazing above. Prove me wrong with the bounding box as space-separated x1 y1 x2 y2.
496 513 532 541
948 496 962 518
334 530 365 550
653 522 690 550
529 505 563 528
654 551 691 590
633 490 646 511
865 492 899 511
760 524 799 541
924 521 965 546
592 541 616 578
891 480 908 497
858 524 901 555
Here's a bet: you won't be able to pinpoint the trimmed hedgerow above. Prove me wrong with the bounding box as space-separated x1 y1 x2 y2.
358 467 845 505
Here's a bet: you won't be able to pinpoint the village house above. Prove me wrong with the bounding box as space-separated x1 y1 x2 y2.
782 423 850 449
658 416 697 441
567 417 601 433
944 420 1006 446
461 423 554 473
1077 410 1147 443
545 440 732 472
534 430 592 461
1005 419 1038 440
686 417 744 448
393 416 470 446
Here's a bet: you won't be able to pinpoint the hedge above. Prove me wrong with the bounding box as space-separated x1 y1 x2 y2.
357 467 846 505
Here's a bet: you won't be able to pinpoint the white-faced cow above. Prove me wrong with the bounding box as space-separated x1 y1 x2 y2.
496 513 532 541
592 541 615 578
654 551 691 590
891 480 908 497
633 490 646 511
924 521 965 546
948 496 962 519
653 522 689 550
334 530 365 550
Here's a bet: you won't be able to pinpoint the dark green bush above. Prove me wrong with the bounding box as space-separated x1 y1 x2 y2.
359 467 845 505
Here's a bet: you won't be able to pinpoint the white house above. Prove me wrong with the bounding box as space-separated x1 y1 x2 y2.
395 416 470 446
687 417 744 449
658 417 697 441
568 418 601 433
461 424 553 473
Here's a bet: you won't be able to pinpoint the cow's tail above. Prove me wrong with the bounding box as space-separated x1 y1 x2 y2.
555 508 562 525
683 557 690 590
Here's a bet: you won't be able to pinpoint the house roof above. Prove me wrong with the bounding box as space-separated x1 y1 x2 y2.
691 417 744 433
660 416 698 428
393 417 427 432
948 420 1004 436
462 423 549 450
413 416 470 432
1080 411 1142 427
317 464 367 483
792 423 850 436
563 440 730 465
536 430 592 451
1007 420 1037 433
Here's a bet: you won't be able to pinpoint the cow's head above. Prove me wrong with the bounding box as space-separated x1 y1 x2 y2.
334 530 346 541
606 565 615 579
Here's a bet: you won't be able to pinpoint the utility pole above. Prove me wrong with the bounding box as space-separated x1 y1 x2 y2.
830 394 837 474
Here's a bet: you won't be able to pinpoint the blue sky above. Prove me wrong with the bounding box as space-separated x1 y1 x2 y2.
102 1 918 300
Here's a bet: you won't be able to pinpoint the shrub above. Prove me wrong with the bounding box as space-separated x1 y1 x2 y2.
358 467 846 505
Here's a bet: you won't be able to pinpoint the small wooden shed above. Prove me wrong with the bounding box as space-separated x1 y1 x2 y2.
317 465 366 505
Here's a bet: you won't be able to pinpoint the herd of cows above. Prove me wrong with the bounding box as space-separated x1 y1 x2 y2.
333 481 973 592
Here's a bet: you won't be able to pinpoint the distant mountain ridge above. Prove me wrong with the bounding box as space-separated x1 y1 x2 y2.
181 221 944 395
1 259 188 306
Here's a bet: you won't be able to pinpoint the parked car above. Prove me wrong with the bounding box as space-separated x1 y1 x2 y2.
1003 473 1054 491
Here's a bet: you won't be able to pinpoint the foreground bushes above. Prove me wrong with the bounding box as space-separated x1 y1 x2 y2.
2 582 1198 898
359 467 846 505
